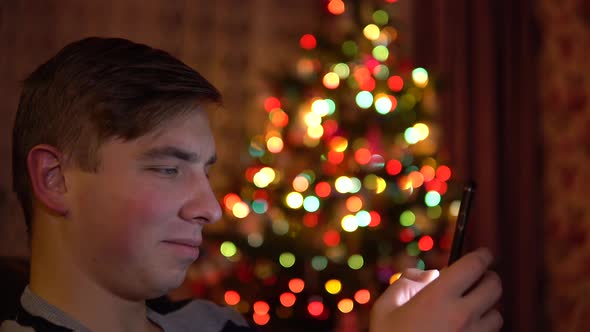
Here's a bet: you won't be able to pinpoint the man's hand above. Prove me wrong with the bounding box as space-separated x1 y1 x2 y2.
370 248 503 332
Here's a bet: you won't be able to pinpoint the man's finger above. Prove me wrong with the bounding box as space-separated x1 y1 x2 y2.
461 271 502 319
435 248 493 298
401 268 440 283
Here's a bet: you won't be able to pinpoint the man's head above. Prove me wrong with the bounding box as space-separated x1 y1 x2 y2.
12 37 223 299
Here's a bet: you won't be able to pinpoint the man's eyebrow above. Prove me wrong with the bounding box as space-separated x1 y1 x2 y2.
139 146 217 164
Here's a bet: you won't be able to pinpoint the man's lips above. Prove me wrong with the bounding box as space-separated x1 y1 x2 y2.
163 239 201 248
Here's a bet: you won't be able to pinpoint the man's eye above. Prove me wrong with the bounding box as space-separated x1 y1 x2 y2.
151 168 178 176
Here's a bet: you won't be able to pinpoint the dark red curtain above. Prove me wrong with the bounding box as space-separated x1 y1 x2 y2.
412 1 544 331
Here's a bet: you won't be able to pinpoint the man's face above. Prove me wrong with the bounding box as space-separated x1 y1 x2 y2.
62 111 222 300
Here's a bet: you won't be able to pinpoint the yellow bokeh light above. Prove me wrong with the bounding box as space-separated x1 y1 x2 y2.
307 125 324 139
414 123 430 141
267 136 284 153
304 112 322 127
376 177 387 194
341 214 358 232
330 136 348 152
232 201 250 219
311 99 330 117
335 176 353 193
389 272 402 284
363 24 380 41
325 279 342 295
253 167 276 188
412 68 429 88
337 299 354 313
285 192 304 209
323 72 340 89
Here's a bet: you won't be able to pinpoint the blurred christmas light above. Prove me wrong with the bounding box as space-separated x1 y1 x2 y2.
399 227 415 243
368 211 381 227
327 0 345 15
254 301 270 315
251 199 268 214
253 313 270 326
388 75 404 92
420 165 436 181
386 159 402 175
293 175 310 192
267 136 284 153
315 182 332 197
342 40 358 57
347 254 364 270
232 201 250 218
329 136 348 152
303 195 320 212
285 192 304 209
224 290 240 306
354 289 371 304
406 242 420 256
279 252 296 268
305 111 322 127
280 292 296 307
311 99 330 117
346 196 363 212
418 235 434 251
325 279 342 295
414 123 430 140
269 108 289 127
341 214 358 232
372 9 389 25
333 63 350 78
300 34 317 50
436 165 452 181
337 299 354 313
307 125 324 139
412 67 429 87
373 64 389 79
312 256 329 271
308 301 324 317
335 176 353 193
375 94 393 114
389 272 402 284
322 229 340 247
247 233 264 247
220 241 238 257
425 191 441 207
289 278 305 293
404 127 420 144
356 210 371 227
355 91 374 109
272 218 289 235
323 72 340 89
363 24 380 40
372 45 389 61
355 148 372 164
223 193 241 211
400 210 416 226
427 205 442 219
264 97 281 112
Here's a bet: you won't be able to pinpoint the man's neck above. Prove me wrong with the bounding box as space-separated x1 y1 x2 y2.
29 229 162 332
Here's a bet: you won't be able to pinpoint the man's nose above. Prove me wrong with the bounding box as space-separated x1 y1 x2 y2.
180 180 222 224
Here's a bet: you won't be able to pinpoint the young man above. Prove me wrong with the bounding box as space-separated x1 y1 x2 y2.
1 37 502 332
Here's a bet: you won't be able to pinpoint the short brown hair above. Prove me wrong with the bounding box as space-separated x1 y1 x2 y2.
12 37 221 233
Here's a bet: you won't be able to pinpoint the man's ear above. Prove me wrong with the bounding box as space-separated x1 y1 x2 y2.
27 144 69 216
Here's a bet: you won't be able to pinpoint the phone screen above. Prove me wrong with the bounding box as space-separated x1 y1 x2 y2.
448 181 476 265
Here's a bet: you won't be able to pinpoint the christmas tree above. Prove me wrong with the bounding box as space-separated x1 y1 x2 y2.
191 1 461 331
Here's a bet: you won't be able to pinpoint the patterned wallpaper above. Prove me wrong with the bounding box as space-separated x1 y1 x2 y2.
539 0 590 330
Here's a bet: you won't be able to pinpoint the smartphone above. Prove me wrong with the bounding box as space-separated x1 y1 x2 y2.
447 180 477 265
